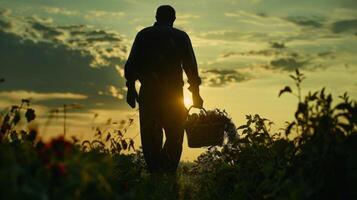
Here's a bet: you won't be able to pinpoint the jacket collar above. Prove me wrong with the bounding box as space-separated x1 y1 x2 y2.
153 21 173 27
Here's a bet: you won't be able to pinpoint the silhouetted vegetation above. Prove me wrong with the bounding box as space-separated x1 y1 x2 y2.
0 70 356 199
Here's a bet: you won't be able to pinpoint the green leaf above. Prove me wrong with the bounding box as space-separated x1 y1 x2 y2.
13 111 21 125
106 132 111 142
289 75 297 81
11 105 19 112
237 125 248 130
335 103 350 110
22 99 30 106
3 114 10 124
121 139 128 150
10 131 18 141
285 121 296 136
129 139 135 151
28 130 37 142
25 108 36 122
279 86 292 97
118 130 123 137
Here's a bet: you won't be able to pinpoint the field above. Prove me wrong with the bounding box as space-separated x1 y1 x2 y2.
1 70 356 200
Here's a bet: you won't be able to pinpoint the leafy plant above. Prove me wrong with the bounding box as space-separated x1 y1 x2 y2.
0 70 356 199
81 116 137 154
190 69 357 199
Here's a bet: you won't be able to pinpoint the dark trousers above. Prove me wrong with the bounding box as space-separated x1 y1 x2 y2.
138 85 186 173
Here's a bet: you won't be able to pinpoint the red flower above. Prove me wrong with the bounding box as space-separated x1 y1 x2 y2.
48 162 67 177
37 135 74 164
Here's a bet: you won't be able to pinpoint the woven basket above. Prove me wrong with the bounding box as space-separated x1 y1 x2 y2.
185 107 225 148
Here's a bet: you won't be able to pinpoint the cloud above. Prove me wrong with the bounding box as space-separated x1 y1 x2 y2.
40 6 125 20
285 16 324 28
331 19 357 33
0 91 87 102
269 57 308 71
31 21 63 39
108 85 124 100
42 6 79 16
197 29 297 44
224 10 291 28
200 69 250 87
317 51 335 59
175 13 200 26
0 10 127 67
224 10 267 22
219 42 290 59
0 11 128 110
217 36 340 72
221 49 279 58
198 30 243 41
270 41 285 49
84 10 125 19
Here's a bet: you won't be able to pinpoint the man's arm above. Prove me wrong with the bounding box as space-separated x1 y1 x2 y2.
124 33 141 108
182 33 201 92
182 33 203 107
125 33 142 88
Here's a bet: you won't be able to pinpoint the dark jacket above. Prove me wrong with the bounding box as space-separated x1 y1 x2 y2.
124 22 201 91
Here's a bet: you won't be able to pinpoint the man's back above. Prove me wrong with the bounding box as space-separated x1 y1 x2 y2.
125 23 200 89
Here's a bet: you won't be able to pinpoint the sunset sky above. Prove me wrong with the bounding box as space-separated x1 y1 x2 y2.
0 0 356 160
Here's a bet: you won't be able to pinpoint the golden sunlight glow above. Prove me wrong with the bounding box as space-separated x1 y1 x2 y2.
184 96 193 108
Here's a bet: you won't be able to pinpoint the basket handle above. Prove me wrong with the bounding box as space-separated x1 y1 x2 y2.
186 105 207 116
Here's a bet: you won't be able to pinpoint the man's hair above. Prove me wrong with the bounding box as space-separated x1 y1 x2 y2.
156 5 176 23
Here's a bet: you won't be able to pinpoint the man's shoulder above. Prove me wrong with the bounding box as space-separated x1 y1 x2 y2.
137 26 188 37
172 27 189 37
171 26 185 33
137 26 189 41
137 26 152 35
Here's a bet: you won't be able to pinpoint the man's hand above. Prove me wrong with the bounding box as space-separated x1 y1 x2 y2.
126 87 138 108
192 93 203 108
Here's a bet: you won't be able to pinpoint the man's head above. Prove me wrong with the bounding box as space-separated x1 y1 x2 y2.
156 5 176 25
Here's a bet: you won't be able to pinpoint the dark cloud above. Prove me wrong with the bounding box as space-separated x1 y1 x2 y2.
0 12 128 110
0 9 11 28
331 19 357 33
0 31 127 109
221 52 238 58
317 51 335 59
285 16 324 28
0 12 127 68
200 69 250 87
31 21 63 39
200 31 243 41
220 41 293 58
220 40 335 72
270 41 285 49
256 12 268 18
70 29 123 43
269 57 308 71
0 19 10 28
221 49 280 58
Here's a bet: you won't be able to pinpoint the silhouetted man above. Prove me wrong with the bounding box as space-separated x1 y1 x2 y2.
124 5 203 173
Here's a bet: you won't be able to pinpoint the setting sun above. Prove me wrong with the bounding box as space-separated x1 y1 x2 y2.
183 89 193 108
184 96 193 108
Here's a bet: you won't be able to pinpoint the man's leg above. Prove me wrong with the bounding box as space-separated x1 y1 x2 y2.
139 95 164 173
161 124 184 172
160 88 186 172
